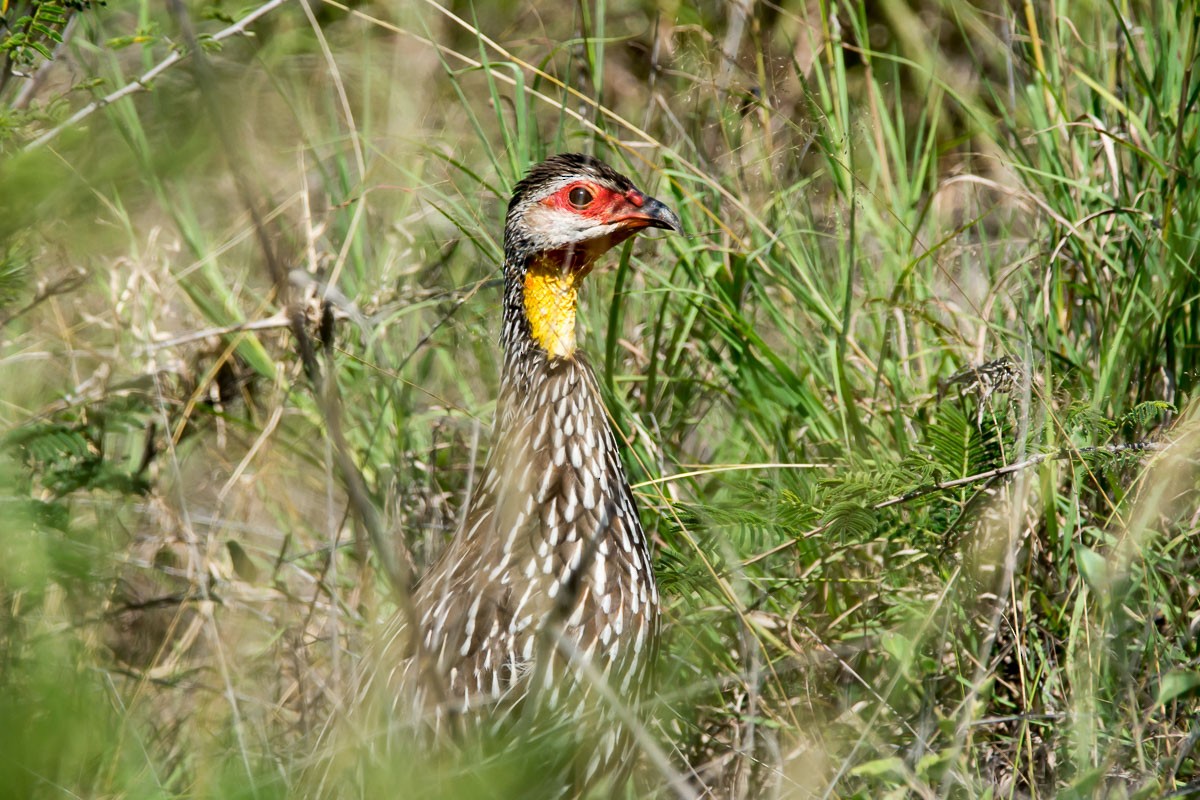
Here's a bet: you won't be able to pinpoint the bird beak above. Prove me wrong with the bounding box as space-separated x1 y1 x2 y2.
618 196 682 233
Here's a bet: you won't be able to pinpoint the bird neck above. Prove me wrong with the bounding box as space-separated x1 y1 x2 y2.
503 250 597 365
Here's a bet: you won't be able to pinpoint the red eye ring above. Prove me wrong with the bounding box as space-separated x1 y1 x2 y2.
568 186 594 208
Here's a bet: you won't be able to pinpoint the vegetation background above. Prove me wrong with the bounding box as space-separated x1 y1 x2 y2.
1 0 1198 797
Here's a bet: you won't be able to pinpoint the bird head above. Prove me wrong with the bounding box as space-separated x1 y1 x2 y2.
504 153 680 270
502 154 680 359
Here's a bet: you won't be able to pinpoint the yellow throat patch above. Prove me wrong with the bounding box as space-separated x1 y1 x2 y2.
523 257 584 358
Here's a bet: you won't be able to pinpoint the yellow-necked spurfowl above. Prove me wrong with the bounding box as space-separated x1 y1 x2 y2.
375 153 680 792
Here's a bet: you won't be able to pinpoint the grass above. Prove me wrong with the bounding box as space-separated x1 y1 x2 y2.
1 0 1199 797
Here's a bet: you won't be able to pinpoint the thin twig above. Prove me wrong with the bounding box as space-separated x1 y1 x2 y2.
138 311 293 352
744 440 1165 566
0 267 88 330
12 15 79 109
874 440 1165 509
631 462 830 490
25 0 291 151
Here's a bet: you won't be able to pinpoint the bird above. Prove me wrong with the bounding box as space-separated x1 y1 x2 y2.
368 153 681 794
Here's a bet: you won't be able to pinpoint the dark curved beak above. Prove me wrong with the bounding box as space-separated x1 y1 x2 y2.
620 195 682 233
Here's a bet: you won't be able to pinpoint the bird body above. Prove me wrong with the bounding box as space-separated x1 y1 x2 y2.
375 154 680 790
409 350 656 701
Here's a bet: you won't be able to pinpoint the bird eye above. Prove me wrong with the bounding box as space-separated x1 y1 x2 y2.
568 186 594 208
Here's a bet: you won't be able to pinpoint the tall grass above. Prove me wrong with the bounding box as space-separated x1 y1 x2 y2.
1 0 1198 797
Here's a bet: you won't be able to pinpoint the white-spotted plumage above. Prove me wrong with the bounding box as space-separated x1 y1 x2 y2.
367 154 680 796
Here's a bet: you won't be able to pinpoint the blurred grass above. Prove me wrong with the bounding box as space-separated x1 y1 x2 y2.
1 0 1199 797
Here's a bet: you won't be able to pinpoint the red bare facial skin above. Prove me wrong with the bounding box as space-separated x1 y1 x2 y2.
538 182 679 275
541 182 654 224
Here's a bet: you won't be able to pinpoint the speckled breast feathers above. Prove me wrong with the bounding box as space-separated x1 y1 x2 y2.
378 155 680 771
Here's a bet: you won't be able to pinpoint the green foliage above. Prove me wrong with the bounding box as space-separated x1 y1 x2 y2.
2 1 68 64
0 0 99 73
0 242 29 306
923 403 1002 480
4 415 149 495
